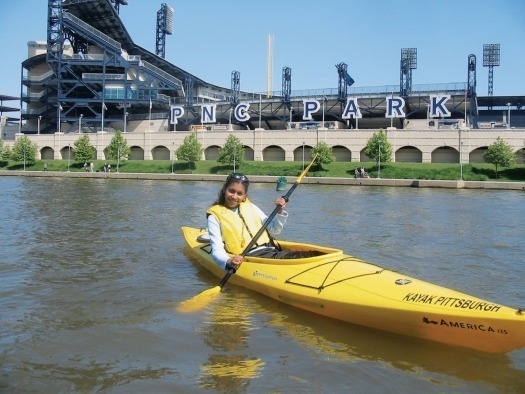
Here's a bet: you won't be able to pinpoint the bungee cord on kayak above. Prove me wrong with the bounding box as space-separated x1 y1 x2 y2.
285 257 385 292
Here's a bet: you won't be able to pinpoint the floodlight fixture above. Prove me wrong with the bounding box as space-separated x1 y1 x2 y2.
483 44 500 67
163 4 174 35
401 48 417 69
483 43 500 97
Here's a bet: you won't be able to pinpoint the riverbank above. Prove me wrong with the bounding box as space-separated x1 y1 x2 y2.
2 170 524 191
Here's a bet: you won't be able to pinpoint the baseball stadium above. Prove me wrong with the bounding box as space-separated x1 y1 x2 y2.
1 0 524 163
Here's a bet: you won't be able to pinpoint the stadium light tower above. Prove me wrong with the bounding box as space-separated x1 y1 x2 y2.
231 70 240 105
155 3 174 58
467 54 478 128
336 62 355 101
400 48 417 96
483 43 500 97
282 67 292 103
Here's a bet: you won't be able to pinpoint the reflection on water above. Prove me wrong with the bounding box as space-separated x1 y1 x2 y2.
200 288 525 392
0 177 524 392
198 293 265 390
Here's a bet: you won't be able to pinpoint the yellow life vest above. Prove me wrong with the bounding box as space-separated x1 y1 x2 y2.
207 198 271 255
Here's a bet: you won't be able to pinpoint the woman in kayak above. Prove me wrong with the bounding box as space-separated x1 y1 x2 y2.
207 173 319 271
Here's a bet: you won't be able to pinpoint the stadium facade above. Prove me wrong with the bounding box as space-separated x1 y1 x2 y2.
3 0 524 163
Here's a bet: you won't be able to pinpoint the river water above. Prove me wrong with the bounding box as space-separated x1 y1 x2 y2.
1 176 524 393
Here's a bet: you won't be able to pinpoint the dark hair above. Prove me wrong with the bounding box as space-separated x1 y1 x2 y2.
212 173 250 206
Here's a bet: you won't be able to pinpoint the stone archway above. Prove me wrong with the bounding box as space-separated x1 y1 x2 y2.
204 145 220 161
130 146 144 160
263 145 285 161
40 146 54 160
470 147 488 163
332 145 352 162
432 146 459 163
396 146 422 163
293 145 313 162
152 146 170 160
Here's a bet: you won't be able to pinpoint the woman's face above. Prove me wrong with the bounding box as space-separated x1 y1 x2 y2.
224 181 247 209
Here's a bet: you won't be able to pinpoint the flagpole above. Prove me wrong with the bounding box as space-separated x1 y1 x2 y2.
148 98 152 132
464 87 467 125
258 94 262 129
101 101 105 132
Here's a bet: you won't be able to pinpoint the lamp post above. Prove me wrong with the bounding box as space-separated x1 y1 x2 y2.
101 101 106 132
23 141 26 171
124 112 128 133
171 142 175 174
289 107 293 124
67 143 71 172
117 141 121 173
58 104 62 133
460 140 464 180
507 102 511 129
38 115 42 134
228 108 233 131
322 96 326 129
377 139 381 178
78 114 83 133
302 141 305 171
233 140 237 172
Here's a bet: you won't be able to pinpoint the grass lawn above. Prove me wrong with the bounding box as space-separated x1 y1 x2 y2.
2 159 525 182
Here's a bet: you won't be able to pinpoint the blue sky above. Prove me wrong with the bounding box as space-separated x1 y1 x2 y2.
1 0 524 99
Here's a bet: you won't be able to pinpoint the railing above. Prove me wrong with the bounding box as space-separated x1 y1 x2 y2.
62 12 121 52
64 54 106 61
22 91 47 99
127 113 169 121
142 61 182 88
124 55 141 62
82 73 126 81
198 90 229 101
246 82 468 100
21 107 48 115
410 82 467 93
23 70 54 82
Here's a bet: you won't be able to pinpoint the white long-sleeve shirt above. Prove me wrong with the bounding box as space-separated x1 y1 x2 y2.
207 205 288 270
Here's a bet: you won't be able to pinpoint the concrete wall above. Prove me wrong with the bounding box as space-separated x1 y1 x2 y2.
5 127 525 163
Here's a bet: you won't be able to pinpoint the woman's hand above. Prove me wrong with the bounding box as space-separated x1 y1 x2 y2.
275 197 286 214
227 255 243 270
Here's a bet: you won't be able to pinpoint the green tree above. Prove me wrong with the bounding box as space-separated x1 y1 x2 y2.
73 134 96 163
0 140 10 166
217 134 244 168
364 129 392 165
176 133 203 170
484 136 515 178
106 130 131 161
11 135 38 164
311 141 335 168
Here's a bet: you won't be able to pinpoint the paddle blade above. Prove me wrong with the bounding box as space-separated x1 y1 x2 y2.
176 286 222 313
296 154 318 183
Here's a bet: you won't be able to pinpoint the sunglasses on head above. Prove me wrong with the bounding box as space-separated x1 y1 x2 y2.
227 173 249 184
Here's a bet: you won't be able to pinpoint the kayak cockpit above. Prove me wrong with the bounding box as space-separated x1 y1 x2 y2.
194 230 343 265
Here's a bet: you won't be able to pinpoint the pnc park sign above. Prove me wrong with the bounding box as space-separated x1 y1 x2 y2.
170 95 452 125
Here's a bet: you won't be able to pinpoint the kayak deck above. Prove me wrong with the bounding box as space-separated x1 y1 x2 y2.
181 226 525 354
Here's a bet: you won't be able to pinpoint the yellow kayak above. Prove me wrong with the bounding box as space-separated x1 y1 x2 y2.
181 226 525 354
